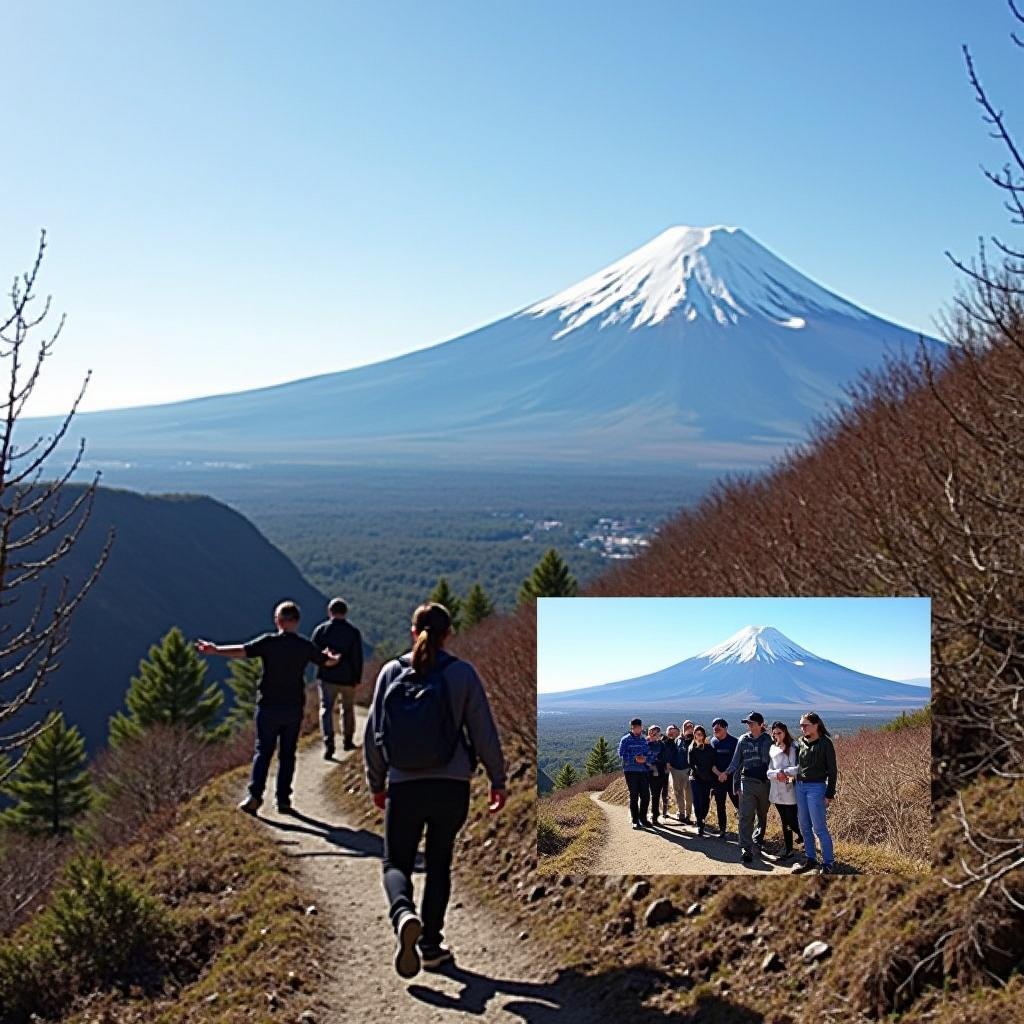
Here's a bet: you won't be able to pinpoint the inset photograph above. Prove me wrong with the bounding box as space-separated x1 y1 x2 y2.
536 596 931 877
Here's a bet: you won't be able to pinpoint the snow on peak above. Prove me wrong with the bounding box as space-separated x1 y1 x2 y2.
523 225 868 340
698 625 825 667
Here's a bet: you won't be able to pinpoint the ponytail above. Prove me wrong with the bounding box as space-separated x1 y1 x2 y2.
411 602 452 675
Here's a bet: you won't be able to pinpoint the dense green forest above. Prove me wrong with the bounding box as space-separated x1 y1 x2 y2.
108 466 713 649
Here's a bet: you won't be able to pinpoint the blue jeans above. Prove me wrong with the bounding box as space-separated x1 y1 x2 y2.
795 780 833 865
249 705 303 804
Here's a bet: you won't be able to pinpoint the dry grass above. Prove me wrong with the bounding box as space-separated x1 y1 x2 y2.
536 792 606 875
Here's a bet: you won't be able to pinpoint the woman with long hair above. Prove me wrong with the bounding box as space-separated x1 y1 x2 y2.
768 720 802 860
687 725 716 837
364 602 507 978
786 711 837 875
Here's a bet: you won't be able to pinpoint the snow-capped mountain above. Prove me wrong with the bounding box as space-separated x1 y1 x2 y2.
30 226 945 469
538 625 931 711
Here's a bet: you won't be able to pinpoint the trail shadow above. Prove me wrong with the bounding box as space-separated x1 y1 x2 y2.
638 822 778 874
408 963 765 1022
263 810 382 858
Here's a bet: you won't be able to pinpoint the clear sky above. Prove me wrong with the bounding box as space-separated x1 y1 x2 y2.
536 597 931 692
2 3 1021 415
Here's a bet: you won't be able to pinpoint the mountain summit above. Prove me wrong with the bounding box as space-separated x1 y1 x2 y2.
525 226 868 337
697 624 825 666
30 226 945 470
538 624 930 711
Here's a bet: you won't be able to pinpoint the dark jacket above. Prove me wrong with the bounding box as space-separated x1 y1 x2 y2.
687 742 716 783
795 734 839 799
725 730 773 782
664 736 689 770
310 617 364 685
646 739 669 777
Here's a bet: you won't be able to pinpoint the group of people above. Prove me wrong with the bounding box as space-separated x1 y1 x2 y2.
617 710 838 874
196 598 507 981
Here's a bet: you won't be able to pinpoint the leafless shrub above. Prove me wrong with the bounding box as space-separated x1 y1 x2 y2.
0 830 68 936
86 724 252 848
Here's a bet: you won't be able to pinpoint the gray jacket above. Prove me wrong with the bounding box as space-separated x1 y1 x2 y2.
363 653 506 793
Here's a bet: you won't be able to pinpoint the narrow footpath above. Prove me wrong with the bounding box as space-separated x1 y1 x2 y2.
589 791 796 876
255 722 591 1022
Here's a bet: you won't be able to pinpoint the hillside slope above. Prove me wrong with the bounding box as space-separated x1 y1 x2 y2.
13 486 330 752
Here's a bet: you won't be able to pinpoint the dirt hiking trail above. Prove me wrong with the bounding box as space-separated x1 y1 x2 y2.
589 791 798 876
254 718 596 1022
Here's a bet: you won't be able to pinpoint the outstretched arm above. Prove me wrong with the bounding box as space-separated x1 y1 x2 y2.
195 639 248 658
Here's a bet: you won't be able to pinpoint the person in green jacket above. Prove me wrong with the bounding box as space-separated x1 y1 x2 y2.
783 711 838 875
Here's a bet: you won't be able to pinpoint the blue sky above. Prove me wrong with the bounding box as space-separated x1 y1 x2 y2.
2 3 1020 414
536 597 931 692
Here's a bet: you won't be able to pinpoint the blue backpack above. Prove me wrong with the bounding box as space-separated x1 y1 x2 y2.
374 652 473 771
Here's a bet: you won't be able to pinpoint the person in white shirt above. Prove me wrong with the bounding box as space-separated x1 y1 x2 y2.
768 720 802 860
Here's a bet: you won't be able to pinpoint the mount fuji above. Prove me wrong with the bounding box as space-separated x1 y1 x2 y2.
32 226 944 470
537 625 931 711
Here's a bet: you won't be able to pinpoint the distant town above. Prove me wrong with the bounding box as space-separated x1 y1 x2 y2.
514 513 652 560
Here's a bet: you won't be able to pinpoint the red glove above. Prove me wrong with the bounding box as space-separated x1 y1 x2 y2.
488 788 507 813
372 790 387 810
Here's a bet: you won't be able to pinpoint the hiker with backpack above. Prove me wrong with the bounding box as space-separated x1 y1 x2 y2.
721 711 773 863
195 600 340 815
363 602 506 979
664 724 691 824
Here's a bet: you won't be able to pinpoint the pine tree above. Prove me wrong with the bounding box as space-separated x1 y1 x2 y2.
553 762 579 789
461 583 495 629
2 712 92 835
109 627 226 746
225 658 261 730
584 736 618 777
428 577 462 631
518 548 579 604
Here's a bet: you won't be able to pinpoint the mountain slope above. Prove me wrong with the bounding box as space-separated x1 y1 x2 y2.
539 624 930 710
28 226 943 470
10 486 330 753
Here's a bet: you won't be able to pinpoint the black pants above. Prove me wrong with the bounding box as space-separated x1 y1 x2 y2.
624 771 650 824
690 778 712 824
648 773 669 820
249 705 303 803
774 801 802 849
383 778 470 946
711 779 739 832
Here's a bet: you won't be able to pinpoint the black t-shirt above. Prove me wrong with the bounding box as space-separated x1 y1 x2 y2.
244 631 328 707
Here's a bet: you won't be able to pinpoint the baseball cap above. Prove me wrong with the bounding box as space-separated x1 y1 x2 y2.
742 711 765 725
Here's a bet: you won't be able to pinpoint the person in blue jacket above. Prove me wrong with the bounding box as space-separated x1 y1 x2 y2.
617 718 651 829
709 718 739 837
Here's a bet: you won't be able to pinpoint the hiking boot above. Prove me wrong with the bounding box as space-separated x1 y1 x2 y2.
651 815 660 825
394 911 423 979
632 821 642 830
639 819 652 828
741 848 753 864
419 941 454 970
697 823 705 836
793 858 819 874
819 863 835 876
323 741 335 760
778 847 795 861
342 739 356 752
276 801 294 815
682 814 692 825
237 795 262 815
